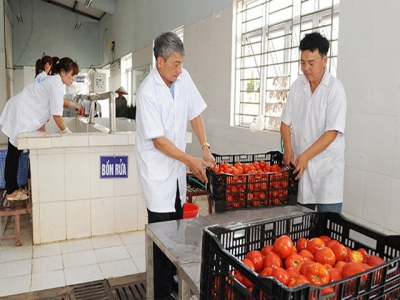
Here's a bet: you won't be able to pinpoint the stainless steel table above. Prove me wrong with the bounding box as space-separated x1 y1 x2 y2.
145 205 311 300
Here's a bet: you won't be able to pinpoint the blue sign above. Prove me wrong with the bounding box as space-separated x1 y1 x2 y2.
100 156 128 178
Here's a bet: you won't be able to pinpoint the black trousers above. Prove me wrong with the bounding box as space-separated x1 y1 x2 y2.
147 182 183 298
5 140 22 194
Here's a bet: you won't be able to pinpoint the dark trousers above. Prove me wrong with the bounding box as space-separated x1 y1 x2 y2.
147 182 183 298
5 140 22 194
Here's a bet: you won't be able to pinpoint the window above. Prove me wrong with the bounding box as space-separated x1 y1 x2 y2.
233 0 340 131
121 53 132 106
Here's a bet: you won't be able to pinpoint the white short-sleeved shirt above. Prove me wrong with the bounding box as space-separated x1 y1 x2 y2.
280 69 347 204
83 100 91 116
135 67 207 213
0 75 64 147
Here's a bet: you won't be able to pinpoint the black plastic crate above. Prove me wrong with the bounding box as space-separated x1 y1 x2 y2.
206 151 298 212
200 212 400 300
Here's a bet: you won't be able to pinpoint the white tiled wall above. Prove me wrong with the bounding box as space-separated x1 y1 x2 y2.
179 2 399 235
28 137 147 244
338 0 400 235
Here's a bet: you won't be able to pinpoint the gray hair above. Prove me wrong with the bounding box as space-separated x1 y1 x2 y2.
153 32 185 61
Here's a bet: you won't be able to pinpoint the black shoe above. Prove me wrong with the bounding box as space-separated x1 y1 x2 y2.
170 275 179 293
155 294 177 300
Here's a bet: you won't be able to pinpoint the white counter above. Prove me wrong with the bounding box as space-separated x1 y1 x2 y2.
18 117 192 244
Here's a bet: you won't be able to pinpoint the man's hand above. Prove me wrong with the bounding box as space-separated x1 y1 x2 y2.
282 149 294 168
188 157 214 183
203 147 216 167
293 153 310 180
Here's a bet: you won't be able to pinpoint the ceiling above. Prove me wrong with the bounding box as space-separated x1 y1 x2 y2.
41 0 116 21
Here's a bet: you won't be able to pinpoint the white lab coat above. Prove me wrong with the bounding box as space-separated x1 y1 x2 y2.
0 75 64 147
280 69 347 204
135 67 207 213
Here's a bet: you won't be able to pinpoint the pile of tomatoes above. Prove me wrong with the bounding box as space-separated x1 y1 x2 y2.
211 161 292 209
213 234 386 299
213 161 283 175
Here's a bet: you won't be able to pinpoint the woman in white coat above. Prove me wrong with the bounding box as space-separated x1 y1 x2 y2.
35 54 53 78
0 57 79 201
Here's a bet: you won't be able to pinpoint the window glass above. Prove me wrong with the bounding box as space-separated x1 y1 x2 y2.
233 0 340 131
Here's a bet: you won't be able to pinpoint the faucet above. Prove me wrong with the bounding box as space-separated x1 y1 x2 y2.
87 91 116 133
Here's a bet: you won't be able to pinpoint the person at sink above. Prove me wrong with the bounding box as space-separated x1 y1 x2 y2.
135 32 215 300
0 57 80 201
36 54 83 116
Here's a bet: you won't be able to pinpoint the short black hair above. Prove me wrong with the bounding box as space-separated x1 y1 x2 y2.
299 32 329 56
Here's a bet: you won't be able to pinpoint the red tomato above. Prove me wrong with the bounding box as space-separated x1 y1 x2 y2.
246 250 264 272
242 258 255 270
342 262 367 280
263 251 282 268
285 266 301 279
300 261 314 276
298 249 315 262
319 235 332 245
330 243 348 262
259 266 273 277
307 238 326 256
334 261 346 272
271 267 290 285
315 247 336 266
233 269 245 285
260 245 274 257
273 235 294 259
326 239 340 248
237 258 255 288
284 252 306 270
346 250 363 263
367 255 385 267
296 237 308 252
328 267 343 282
321 286 335 296
287 275 310 287
357 248 370 263
305 262 330 286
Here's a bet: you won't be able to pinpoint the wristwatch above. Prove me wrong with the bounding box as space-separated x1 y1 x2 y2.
201 142 210 149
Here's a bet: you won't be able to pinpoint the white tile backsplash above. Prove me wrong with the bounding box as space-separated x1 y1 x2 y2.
64 153 91 200
343 166 365 217
115 195 138 232
39 202 66 243
91 197 115 236
363 172 391 228
66 200 91 239
37 153 65 202
366 115 395 176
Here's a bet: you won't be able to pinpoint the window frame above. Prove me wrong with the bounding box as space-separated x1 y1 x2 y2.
233 0 340 131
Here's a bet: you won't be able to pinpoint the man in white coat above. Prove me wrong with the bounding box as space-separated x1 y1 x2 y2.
280 32 347 213
135 32 215 300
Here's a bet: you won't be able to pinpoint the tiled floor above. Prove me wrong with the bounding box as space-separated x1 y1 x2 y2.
0 195 210 298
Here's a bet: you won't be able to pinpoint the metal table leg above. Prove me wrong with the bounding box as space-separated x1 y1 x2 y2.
146 228 154 300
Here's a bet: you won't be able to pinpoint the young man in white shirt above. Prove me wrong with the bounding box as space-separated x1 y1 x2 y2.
280 32 347 213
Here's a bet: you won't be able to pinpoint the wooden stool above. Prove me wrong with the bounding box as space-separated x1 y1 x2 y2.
0 202 32 246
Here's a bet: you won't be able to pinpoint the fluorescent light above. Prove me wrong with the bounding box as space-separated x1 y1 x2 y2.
84 0 93 8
